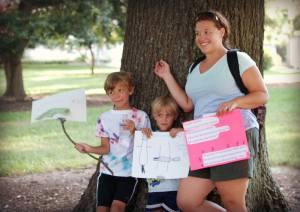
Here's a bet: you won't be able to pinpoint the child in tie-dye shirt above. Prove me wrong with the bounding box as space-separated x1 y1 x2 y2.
75 72 150 212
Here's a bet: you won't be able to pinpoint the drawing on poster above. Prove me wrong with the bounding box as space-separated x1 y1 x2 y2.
36 108 71 120
31 89 86 123
183 109 250 171
138 134 149 174
132 131 189 179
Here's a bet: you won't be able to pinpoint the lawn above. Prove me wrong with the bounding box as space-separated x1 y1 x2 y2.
0 63 299 176
0 106 112 176
266 86 300 167
0 63 118 96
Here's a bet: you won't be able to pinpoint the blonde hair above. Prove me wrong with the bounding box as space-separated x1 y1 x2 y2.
104 72 134 94
151 96 179 118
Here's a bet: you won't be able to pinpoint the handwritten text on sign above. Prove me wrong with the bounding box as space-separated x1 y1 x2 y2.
183 110 250 170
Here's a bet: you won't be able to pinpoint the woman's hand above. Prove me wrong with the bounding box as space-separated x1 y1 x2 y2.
154 59 171 80
217 100 239 116
153 59 194 112
141 128 152 138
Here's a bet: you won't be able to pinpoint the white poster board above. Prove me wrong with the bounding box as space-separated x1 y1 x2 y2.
132 131 189 179
31 89 86 123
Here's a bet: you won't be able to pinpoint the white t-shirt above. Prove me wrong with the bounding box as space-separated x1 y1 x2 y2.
185 51 259 130
96 108 151 176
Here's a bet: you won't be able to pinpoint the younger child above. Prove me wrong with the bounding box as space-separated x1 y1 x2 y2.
75 72 150 212
142 96 182 212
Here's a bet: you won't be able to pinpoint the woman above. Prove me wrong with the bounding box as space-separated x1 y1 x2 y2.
153 11 268 212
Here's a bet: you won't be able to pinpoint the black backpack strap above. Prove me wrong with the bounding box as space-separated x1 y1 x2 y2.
227 49 249 94
189 56 206 74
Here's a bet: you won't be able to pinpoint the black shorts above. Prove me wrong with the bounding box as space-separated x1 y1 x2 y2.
96 173 139 207
188 128 259 181
146 191 179 212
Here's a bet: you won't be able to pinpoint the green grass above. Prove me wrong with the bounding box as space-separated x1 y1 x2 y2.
266 86 300 167
0 63 299 176
0 86 298 176
0 106 112 176
0 63 118 96
0 63 117 176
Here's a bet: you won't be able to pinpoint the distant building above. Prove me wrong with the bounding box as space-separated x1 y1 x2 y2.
287 32 300 69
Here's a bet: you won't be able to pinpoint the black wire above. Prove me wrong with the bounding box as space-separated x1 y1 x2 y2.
57 117 113 175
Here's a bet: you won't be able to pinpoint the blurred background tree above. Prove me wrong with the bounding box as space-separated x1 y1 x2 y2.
264 0 300 69
0 0 126 100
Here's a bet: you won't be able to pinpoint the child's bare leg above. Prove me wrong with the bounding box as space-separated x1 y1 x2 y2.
110 200 126 212
96 206 109 212
152 208 163 212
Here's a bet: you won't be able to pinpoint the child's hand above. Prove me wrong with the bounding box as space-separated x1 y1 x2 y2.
123 119 136 135
169 128 183 137
75 143 89 153
141 128 152 138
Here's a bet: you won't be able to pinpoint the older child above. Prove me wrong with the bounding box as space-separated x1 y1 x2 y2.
75 72 150 212
142 96 182 212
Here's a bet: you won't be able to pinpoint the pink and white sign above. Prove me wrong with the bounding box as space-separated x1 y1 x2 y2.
183 109 250 170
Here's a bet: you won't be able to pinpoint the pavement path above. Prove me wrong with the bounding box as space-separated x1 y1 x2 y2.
264 74 300 85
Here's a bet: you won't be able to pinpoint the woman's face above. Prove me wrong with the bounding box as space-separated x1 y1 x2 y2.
194 20 225 54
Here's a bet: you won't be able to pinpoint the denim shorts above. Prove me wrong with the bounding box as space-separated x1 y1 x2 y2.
188 128 259 181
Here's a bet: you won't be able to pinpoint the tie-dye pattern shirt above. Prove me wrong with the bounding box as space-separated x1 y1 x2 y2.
96 108 150 176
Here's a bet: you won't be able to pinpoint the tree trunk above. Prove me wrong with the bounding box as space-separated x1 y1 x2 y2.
88 43 95 75
2 52 26 101
74 0 290 211
72 164 99 212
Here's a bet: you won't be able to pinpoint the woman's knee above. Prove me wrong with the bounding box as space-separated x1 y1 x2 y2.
216 178 248 211
177 177 214 211
221 197 246 212
177 194 205 211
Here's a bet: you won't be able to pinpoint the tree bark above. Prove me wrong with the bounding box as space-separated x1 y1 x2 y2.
74 0 290 211
1 20 28 101
72 164 99 212
2 52 26 101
